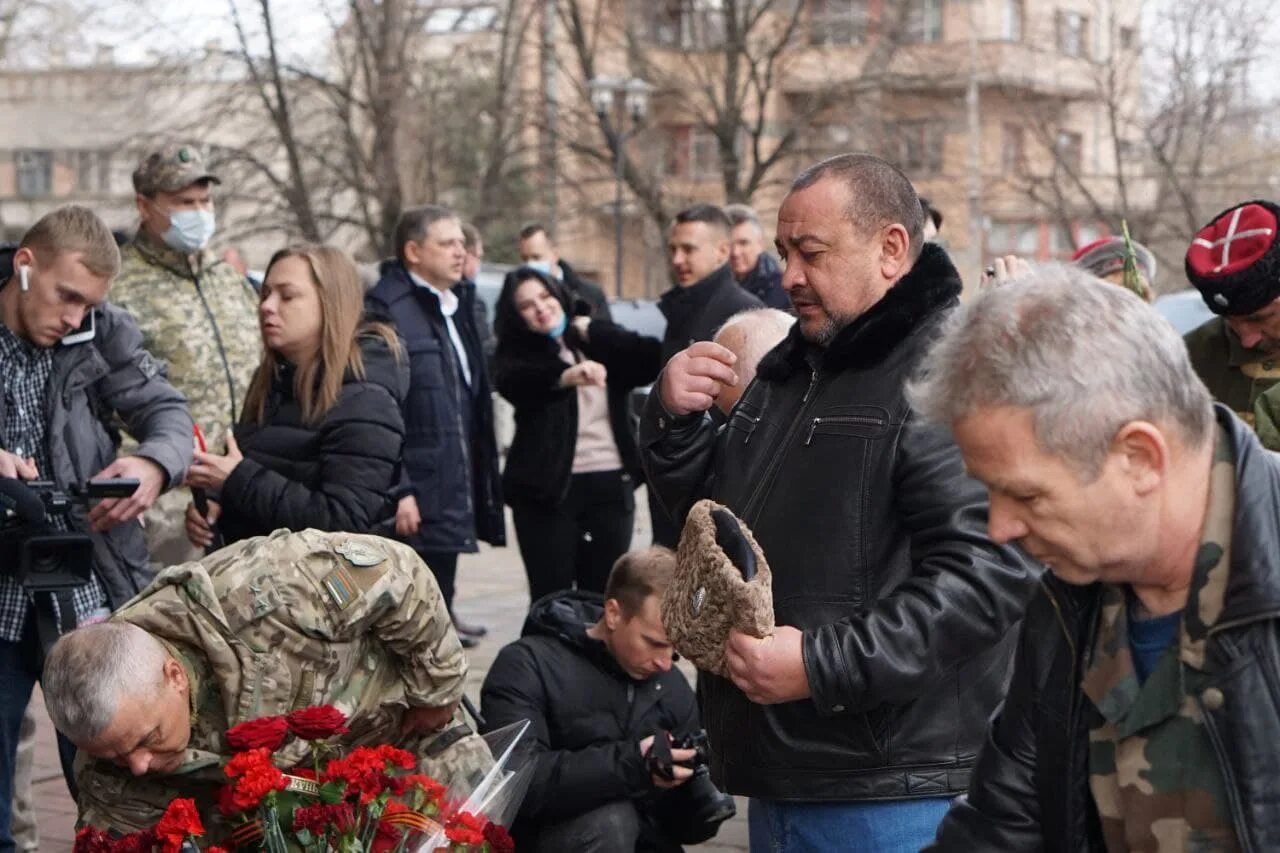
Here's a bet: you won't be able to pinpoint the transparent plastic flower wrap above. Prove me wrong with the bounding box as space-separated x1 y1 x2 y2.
414 719 535 853
73 707 535 852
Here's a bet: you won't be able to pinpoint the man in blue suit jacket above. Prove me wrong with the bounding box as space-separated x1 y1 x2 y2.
366 205 505 645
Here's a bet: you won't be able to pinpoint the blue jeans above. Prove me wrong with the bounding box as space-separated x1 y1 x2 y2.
0 612 79 853
748 797 953 853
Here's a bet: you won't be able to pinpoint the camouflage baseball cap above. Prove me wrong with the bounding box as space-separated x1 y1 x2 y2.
132 143 221 195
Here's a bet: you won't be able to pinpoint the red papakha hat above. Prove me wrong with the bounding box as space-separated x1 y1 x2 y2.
1185 200 1280 316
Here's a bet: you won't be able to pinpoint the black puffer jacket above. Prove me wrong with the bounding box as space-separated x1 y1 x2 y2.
640 244 1039 801
218 332 408 544
658 264 762 364
930 409 1280 853
493 268 662 505
480 591 699 836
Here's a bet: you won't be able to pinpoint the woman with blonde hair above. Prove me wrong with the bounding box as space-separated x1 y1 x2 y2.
185 244 408 547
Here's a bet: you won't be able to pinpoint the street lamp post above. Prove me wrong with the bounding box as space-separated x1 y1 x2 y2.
589 75 651 298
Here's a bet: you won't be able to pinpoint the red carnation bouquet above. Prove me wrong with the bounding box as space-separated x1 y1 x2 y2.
75 706 533 853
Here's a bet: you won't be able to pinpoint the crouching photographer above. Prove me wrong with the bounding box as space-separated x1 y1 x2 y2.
0 206 192 853
481 547 736 852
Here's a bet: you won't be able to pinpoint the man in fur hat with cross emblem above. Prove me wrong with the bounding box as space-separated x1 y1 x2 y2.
1184 199 1280 448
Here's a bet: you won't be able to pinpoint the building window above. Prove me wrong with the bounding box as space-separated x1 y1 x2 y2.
808 0 868 46
888 120 945 176
804 122 855 158
74 150 112 194
987 220 1041 257
664 125 720 181
1001 124 1025 174
424 4 499 34
1055 130 1083 173
647 0 726 50
903 0 944 44
15 150 52 198
1056 10 1088 57
1118 26 1135 49
1002 0 1024 41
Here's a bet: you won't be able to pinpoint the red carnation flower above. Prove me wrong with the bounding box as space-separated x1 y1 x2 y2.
207 848 230 853
286 705 350 740
390 772 445 802
226 715 289 752
483 821 515 853
154 798 204 852
110 830 156 853
374 744 415 770
72 827 113 853
445 811 487 846
223 747 288 811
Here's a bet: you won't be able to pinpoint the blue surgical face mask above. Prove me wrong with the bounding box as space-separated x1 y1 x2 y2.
162 209 216 254
546 313 569 338
525 260 555 278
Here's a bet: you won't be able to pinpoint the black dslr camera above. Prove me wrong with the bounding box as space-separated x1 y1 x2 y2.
0 476 139 592
647 728 737 844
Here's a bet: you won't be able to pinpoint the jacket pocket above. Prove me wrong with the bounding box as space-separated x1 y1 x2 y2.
803 407 890 445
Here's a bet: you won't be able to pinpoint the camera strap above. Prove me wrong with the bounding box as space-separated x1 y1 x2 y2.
30 589 78 668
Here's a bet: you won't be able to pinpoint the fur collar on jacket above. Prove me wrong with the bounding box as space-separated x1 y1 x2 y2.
758 242 962 381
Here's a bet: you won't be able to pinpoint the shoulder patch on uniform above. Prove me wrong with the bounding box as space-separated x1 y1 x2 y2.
322 565 359 610
335 539 386 568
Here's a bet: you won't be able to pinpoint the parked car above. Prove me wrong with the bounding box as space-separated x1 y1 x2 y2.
1155 289 1215 335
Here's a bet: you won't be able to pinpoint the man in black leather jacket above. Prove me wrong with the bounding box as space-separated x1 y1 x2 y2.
914 264 1280 852
639 154 1037 851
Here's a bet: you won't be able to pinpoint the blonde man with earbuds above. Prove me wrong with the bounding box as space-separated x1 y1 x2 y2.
0 205 192 852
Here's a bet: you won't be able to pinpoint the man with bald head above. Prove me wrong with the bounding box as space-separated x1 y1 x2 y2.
640 154 1035 850
711 308 794 416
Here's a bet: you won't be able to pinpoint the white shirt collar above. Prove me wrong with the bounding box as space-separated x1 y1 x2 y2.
408 270 459 317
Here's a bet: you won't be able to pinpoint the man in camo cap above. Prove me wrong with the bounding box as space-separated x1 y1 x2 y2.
914 263 1280 850
43 529 492 843
112 143 261 566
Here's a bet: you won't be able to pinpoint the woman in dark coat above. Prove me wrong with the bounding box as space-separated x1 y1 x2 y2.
494 267 662 602
185 244 407 547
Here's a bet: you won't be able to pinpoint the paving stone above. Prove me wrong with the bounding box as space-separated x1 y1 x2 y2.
28 489 749 850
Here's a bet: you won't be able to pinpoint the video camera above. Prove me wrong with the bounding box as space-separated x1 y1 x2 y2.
0 476 139 592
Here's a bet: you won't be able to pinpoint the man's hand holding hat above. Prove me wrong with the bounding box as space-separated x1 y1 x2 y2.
724 627 810 705
666 500 776 679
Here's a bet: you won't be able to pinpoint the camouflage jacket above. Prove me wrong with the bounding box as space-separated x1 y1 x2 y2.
1082 424 1239 851
112 229 261 444
76 529 491 840
929 406 1280 853
1184 317 1280 449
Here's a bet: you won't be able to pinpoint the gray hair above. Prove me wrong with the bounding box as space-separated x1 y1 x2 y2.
715 308 795 387
792 153 924 260
723 203 763 233
43 622 170 743
908 262 1214 477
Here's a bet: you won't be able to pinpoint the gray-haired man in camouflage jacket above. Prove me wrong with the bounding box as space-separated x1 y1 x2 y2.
43 529 493 843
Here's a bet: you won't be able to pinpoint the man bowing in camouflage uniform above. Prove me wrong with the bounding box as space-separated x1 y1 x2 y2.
42 529 491 842
112 144 261 566
912 264 1280 851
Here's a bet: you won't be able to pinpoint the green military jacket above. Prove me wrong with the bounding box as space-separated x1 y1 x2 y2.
1083 426 1239 852
112 229 261 439
1184 317 1280 448
112 229 263 564
76 529 491 840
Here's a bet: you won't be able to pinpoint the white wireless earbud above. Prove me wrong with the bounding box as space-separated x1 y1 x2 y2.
18 265 29 293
